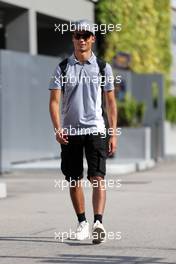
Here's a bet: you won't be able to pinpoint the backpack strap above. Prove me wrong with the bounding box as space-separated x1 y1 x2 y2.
96 58 109 128
59 58 68 94
96 57 106 91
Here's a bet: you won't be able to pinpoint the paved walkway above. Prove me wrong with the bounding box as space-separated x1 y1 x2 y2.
0 159 176 263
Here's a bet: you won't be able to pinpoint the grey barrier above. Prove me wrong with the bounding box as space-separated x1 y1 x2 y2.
114 69 165 160
0 50 60 173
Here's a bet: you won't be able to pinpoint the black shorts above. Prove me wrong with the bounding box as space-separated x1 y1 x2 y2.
60 133 108 182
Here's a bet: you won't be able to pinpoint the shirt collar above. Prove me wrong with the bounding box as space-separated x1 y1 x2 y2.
70 52 96 65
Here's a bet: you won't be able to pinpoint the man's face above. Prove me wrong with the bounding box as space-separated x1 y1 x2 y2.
72 31 95 53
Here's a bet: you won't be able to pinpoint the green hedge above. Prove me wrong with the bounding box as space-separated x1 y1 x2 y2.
165 96 176 124
96 0 171 94
117 94 146 127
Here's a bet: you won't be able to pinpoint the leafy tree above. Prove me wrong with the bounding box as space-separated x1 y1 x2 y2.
96 0 171 94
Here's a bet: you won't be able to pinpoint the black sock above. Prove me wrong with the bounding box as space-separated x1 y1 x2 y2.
94 214 102 223
77 212 86 223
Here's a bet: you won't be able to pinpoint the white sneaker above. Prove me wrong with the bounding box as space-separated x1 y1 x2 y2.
92 220 106 244
75 221 90 241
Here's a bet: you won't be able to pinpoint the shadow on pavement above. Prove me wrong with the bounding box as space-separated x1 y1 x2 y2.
40 254 176 263
0 236 58 244
0 254 175 264
0 237 176 263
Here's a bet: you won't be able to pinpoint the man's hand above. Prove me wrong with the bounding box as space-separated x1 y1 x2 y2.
55 128 69 145
108 135 117 157
105 90 118 157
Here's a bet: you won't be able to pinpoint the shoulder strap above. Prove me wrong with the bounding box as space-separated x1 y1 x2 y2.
59 58 68 94
59 58 68 73
96 57 106 94
96 57 109 128
96 57 106 81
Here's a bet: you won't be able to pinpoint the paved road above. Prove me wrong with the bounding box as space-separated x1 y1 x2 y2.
0 159 176 264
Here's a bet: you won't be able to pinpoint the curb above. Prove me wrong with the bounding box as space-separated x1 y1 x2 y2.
11 158 155 175
136 159 156 171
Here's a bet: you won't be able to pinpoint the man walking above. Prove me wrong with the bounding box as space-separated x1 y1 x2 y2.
49 20 117 244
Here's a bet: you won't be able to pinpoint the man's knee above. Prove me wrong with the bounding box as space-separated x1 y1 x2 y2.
89 175 103 183
89 176 106 189
69 179 83 190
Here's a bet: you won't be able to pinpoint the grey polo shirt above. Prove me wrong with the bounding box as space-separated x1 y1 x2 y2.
49 52 114 135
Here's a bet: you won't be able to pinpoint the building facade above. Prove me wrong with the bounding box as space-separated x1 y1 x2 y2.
0 0 94 57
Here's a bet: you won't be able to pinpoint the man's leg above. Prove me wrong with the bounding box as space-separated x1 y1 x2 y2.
70 179 85 216
60 137 89 240
85 134 107 243
89 175 106 243
85 134 107 223
61 136 87 223
69 179 90 240
89 176 106 219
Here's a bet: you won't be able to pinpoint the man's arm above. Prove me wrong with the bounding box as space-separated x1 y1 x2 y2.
49 89 61 130
49 89 68 144
105 90 118 156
